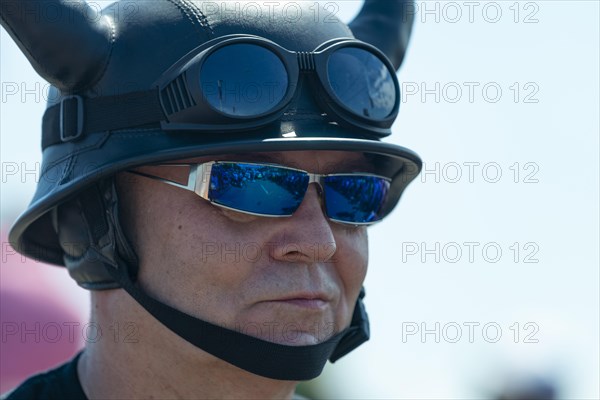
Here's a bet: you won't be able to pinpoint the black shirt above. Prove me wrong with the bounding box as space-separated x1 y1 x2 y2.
2 353 311 399
2 353 86 400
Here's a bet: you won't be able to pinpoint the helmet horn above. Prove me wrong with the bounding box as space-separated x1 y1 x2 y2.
349 0 415 70
0 0 113 91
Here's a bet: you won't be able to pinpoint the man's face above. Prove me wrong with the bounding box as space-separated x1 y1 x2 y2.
117 150 369 346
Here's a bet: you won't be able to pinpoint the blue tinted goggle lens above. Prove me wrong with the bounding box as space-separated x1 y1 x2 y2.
200 44 289 116
208 162 390 224
327 48 396 119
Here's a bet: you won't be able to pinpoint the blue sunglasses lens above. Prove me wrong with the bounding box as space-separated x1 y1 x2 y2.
323 175 390 223
200 44 289 117
208 163 309 215
207 163 390 223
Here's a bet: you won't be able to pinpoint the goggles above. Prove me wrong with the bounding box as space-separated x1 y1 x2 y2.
44 35 400 143
129 161 392 225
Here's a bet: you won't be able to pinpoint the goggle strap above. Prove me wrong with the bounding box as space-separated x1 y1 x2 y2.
42 89 163 148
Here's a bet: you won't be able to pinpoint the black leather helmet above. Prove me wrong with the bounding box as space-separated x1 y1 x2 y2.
1 0 421 381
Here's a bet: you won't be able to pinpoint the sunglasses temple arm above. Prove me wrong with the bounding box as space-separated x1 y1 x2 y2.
126 170 197 192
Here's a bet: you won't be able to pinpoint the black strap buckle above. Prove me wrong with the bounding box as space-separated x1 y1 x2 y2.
60 95 84 142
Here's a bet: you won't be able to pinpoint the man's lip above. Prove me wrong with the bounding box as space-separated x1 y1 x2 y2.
272 292 331 302
276 299 328 309
261 293 332 309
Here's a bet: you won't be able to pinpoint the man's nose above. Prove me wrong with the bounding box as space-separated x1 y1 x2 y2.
268 184 337 264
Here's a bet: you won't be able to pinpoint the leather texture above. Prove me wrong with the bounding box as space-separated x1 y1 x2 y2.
350 0 415 69
0 0 114 91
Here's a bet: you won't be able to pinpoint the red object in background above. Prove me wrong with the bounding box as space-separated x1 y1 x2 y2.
1 229 85 394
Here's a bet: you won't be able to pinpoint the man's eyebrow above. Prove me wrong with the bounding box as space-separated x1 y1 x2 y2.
338 158 375 172
225 153 284 164
218 152 375 172
317 156 375 173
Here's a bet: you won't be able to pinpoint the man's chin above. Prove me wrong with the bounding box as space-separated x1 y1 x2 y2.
275 331 324 346
233 320 340 346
